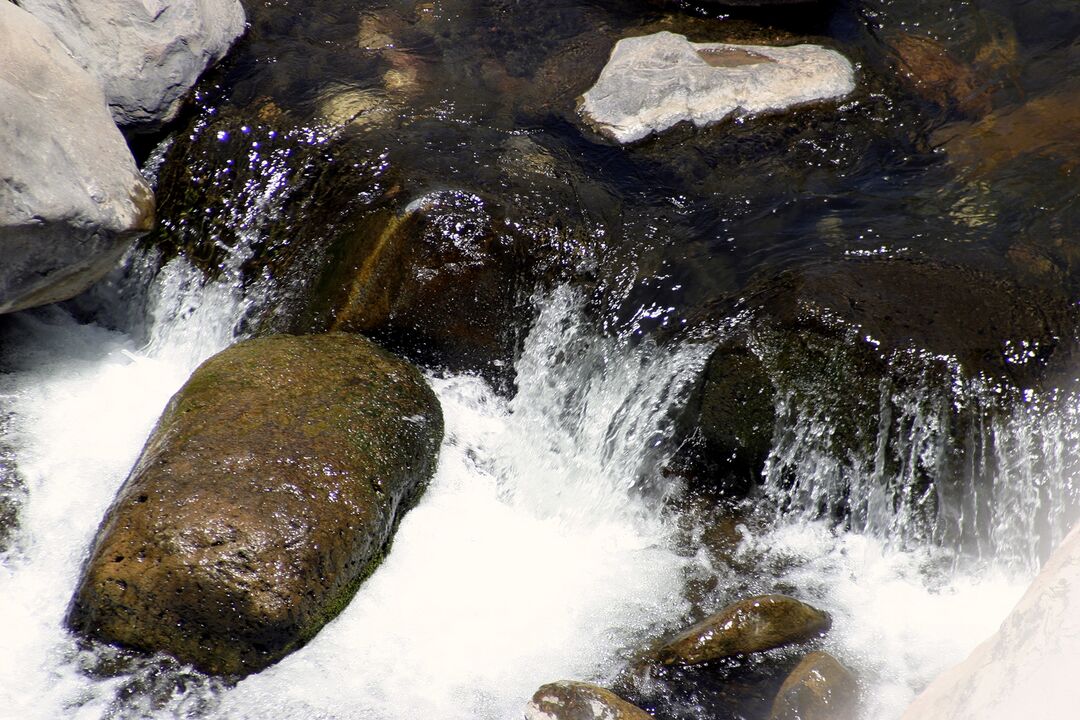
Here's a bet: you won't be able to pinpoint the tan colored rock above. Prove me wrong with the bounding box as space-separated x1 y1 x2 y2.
889 33 990 118
900 524 1080 720
67 333 443 676
654 595 831 666
525 681 652 720
770 651 858 720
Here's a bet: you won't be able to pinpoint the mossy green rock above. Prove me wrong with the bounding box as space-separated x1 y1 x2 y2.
770 651 858 720
67 333 443 676
654 595 831 666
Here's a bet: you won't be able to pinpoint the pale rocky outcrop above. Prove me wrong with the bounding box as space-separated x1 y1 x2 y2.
67 333 443 676
900 524 1080 719
579 32 855 143
525 681 652 720
0 1 154 315
16 0 246 127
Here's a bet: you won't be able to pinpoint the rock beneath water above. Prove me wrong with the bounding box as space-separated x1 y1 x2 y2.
900 523 1080 719
526 681 653 720
0 1 154 315
17 0 246 127
654 595 831 665
888 32 991 118
579 31 855 143
67 333 443 676
770 651 858 720
306 190 527 384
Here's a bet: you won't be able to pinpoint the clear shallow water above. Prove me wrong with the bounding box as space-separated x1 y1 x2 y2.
0 259 1047 719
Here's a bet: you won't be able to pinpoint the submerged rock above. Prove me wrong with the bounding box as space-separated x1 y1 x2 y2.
526 681 652 720
17 0 246 127
67 333 443 676
579 31 855 143
769 651 858 720
653 595 831 666
0 1 154 315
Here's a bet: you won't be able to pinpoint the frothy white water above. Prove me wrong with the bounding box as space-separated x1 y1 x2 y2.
214 288 709 720
0 257 247 719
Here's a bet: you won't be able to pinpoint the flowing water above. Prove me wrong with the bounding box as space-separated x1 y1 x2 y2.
3 0 1079 716
0 245 1065 719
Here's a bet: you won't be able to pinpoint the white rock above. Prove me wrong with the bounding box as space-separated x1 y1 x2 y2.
0 1 153 314
16 0 246 126
901 524 1080 719
579 31 856 144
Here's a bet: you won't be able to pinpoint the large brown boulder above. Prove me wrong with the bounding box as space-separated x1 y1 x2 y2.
653 594 831 666
67 333 443 676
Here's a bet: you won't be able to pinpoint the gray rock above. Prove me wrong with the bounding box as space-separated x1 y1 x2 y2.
579 31 855 143
525 681 653 720
16 0 246 127
0 1 154 315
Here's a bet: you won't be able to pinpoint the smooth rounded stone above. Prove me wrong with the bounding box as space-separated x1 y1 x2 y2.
888 32 990 118
17 0 246 127
579 31 855 144
900 523 1080 719
770 651 858 720
67 333 443 676
526 681 653 720
654 595 832 665
0 1 154 315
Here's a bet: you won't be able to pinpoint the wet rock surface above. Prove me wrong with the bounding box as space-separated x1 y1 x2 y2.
769 651 858 720
17 0 247 127
526 681 653 720
67 333 443 676
653 594 831 666
0 1 154 315
579 31 855 143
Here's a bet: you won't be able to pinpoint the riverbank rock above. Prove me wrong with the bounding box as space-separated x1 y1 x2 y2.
579 31 855 143
67 333 443 676
888 32 991 118
770 651 858 720
526 681 653 720
653 595 831 665
900 524 1080 719
0 1 154 315
17 0 246 127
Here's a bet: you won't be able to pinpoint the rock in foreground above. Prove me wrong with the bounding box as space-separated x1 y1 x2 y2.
0 1 154 314
579 31 854 143
900 524 1080 719
770 651 858 720
67 333 443 676
18 0 246 127
526 681 652 720
654 595 831 665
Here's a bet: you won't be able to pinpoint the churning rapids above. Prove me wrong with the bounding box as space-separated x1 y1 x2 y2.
3 234 1076 719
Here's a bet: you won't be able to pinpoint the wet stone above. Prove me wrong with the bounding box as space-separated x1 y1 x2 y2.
769 651 858 720
653 595 832 666
67 333 444 676
525 681 653 720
